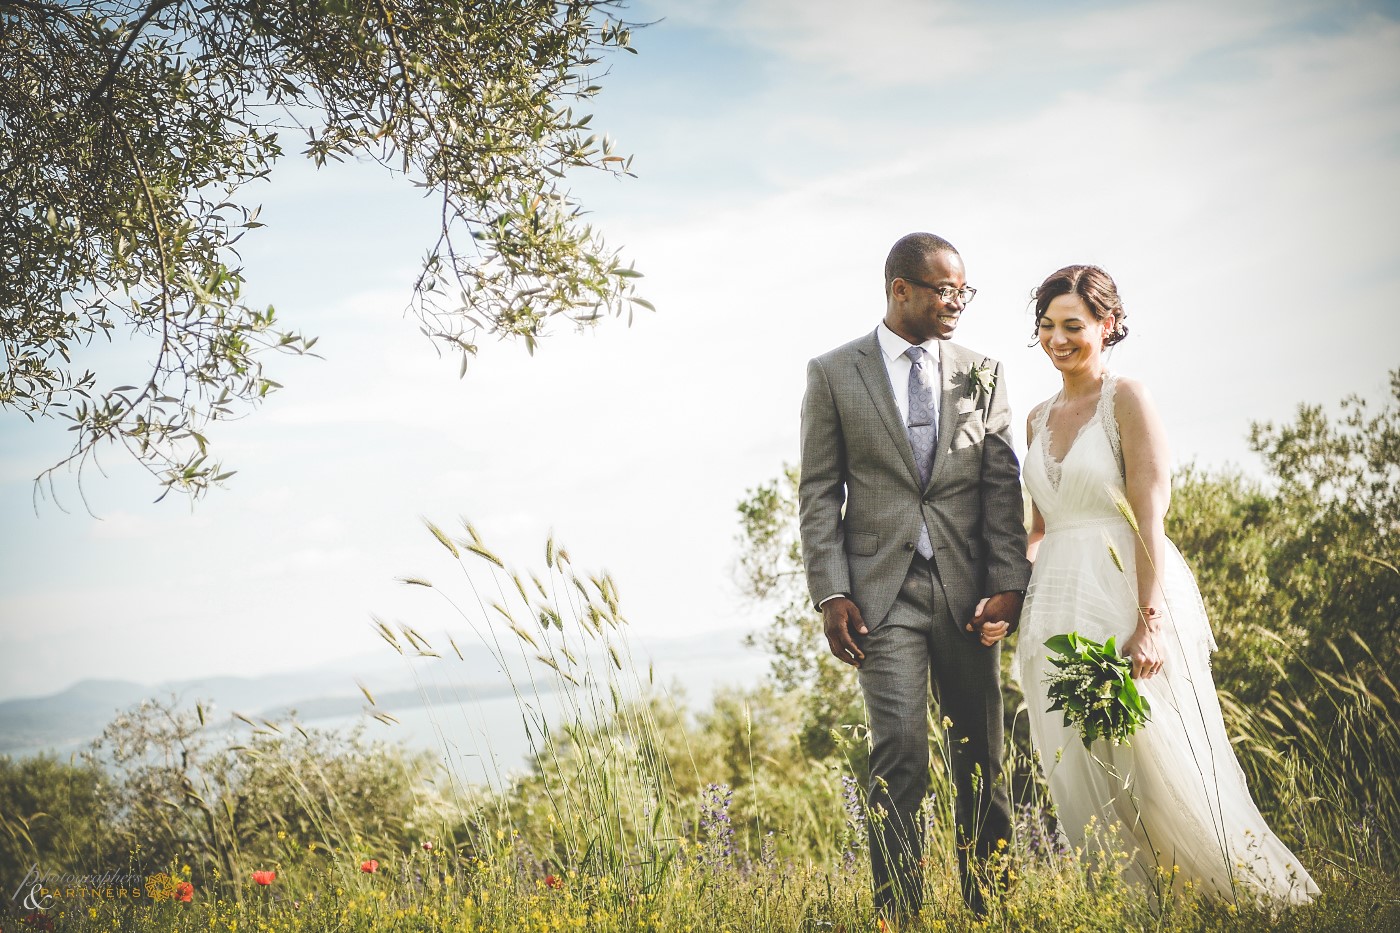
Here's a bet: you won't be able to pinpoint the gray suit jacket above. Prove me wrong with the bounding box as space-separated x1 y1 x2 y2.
798 329 1031 631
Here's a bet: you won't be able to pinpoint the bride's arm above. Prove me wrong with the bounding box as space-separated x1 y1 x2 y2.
1025 406 1046 563
1027 503 1045 563
1116 378 1170 679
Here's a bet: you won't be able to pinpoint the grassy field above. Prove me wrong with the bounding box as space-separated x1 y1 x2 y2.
6 525 1397 932
21 842 1399 932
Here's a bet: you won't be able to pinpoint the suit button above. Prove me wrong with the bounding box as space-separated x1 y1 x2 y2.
903 542 915 551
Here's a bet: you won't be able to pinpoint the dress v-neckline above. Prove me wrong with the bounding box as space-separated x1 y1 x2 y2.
1041 386 1103 462
1037 375 1115 490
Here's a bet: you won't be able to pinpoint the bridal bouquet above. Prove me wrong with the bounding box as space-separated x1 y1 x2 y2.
1044 632 1152 748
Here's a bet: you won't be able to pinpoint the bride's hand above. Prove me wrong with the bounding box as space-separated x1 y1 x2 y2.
967 594 1021 647
1122 617 1164 679
976 619 1010 646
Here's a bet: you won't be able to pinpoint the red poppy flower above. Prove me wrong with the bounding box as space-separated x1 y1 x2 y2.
544 874 563 889
252 870 276 886
174 881 194 902
360 859 379 873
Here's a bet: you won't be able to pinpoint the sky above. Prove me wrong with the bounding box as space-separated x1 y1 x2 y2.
2 0 1398 703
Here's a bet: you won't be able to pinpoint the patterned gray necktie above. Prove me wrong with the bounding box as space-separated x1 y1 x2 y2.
905 345 936 558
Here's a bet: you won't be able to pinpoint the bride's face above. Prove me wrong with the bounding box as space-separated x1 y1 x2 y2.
1038 294 1112 373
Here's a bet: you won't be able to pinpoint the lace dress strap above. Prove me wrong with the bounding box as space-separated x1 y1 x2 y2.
1032 392 1062 488
1099 372 1125 477
1031 393 1055 441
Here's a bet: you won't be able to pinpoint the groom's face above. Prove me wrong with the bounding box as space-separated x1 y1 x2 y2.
888 250 968 344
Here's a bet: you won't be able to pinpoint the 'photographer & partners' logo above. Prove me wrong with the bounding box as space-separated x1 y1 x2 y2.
9 863 176 908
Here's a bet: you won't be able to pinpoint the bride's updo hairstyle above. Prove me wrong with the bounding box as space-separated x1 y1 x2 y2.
1030 264 1128 347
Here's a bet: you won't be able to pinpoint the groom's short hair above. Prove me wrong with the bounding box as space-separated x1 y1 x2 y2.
885 233 959 295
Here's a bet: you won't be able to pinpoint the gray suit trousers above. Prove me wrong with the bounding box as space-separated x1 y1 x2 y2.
856 552 1012 917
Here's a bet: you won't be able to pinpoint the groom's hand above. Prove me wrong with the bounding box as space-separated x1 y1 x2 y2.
967 591 1025 646
822 597 868 667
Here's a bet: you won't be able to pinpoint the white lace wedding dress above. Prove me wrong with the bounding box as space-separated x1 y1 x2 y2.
1015 373 1318 906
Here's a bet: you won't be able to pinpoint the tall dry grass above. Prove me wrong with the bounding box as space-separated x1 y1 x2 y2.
1219 629 1398 868
7 524 1398 931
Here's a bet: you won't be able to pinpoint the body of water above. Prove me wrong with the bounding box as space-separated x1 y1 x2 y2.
242 649 769 789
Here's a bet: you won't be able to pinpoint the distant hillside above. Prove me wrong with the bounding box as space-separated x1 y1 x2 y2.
0 651 516 758
0 628 763 759
0 678 153 755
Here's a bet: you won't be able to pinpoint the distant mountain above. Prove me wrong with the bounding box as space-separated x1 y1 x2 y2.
0 679 152 755
0 654 512 758
0 627 763 760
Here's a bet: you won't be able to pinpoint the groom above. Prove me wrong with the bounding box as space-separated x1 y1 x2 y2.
798 232 1031 921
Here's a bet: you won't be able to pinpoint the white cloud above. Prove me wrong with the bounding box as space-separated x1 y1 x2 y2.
89 509 213 540
669 0 1303 89
603 2 1400 466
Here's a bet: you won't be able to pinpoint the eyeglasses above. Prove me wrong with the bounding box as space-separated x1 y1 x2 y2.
900 276 976 304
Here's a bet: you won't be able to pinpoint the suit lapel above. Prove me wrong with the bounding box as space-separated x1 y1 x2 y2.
928 341 965 488
854 329 921 487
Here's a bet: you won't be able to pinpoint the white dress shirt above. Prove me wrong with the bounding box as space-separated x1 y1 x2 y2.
876 321 942 433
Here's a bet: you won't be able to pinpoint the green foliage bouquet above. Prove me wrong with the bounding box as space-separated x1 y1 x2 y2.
1045 632 1152 748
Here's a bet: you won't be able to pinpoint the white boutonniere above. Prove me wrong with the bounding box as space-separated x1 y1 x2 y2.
965 359 996 398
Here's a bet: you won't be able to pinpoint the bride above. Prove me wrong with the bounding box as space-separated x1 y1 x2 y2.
975 264 1318 907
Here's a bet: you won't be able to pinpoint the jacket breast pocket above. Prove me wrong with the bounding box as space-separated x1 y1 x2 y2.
846 532 879 556
950 410 986 450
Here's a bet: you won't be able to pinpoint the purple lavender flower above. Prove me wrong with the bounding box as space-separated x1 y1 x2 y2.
698 782 735 867
841 775 865 828
839 774 868 871
1015 801 1068 859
